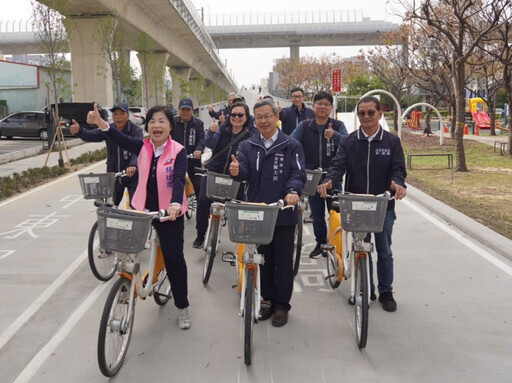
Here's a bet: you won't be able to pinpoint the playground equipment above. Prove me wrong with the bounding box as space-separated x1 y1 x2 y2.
402 103 446 145
469 97 491 130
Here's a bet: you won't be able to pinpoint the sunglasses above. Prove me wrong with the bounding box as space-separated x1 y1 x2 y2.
357 110 378 117
230 113 246 118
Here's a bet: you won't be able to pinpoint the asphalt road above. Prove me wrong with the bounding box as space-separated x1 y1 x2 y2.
1 160 512 382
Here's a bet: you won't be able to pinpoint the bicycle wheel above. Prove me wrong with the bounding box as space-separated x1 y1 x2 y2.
326 250 341 289
98 277 135 377
244 268 255 366
354 255 369 348
293 213 303 276
202 218 219 285
88 221 117 281
153 268 172 305
185 194 196 220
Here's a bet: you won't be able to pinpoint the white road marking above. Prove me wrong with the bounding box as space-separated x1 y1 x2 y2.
0 250 15 260
13 281 110 383
402 199 512 276
0 162 104 208
0 250 87 351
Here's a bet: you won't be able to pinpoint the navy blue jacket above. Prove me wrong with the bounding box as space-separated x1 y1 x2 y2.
171 116 205 154
233 130 306 226
325 127 407 211
209 105 230 120
204 124 253 174
279 104 315 135
75 121 142 186
291 117 348 170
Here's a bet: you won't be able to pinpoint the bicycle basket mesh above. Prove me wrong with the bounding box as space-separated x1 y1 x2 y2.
96 207 153 253
78 173 116 199
338 194 389 233
302 169 323 196
206 171 240 199
225 202 280 245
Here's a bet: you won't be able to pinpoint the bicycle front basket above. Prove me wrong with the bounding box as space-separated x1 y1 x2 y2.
78 173 116 199
96 207 153 253
338 194 389 233
302 169 323 196
225 202 280 245
205 171 240 199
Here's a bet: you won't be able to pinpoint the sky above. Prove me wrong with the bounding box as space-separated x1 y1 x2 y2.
1 0 403 88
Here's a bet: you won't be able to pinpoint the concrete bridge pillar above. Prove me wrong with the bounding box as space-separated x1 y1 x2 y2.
170 66 192 108
68 17 113 105
137 51 169 108
290 45 300 61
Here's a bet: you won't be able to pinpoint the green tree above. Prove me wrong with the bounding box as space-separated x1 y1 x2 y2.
31 0 74 167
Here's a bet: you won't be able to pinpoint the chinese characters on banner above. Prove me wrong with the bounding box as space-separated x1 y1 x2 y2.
332 69 342 93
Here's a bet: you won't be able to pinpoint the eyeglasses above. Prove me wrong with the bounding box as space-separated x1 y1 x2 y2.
357 110 378 117
314 102 331 108
291 94 304 99
230 113 246 118
255 114 275 121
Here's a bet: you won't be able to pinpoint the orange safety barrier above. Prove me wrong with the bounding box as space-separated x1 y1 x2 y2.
463 124 469 135
443 124 448 133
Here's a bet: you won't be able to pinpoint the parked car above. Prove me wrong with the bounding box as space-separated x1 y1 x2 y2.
128 107 147 125
0 111 73 141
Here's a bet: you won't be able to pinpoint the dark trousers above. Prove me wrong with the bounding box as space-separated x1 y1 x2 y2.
113 180 137 207
187 159 202 197
153 216 189 309
258 225 295 312
308 192 334 245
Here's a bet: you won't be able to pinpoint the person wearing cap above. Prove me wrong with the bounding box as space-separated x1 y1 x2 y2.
279 87 315 136
69 102 142 206
172 98 205 199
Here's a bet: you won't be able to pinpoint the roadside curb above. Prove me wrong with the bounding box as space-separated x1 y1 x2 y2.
406 184 512 261
0 139 85 165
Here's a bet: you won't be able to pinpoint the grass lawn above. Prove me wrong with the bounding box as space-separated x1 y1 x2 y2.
401 131 512 240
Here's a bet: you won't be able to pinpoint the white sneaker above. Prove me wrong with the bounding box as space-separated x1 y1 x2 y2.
178 308 191 330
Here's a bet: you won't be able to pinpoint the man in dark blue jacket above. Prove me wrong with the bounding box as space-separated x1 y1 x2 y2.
292 91 348 258
230 98 306 327
208 92 236 122
279 87 315 135
70 102 142 206
318 96 407 312
172 98 205 198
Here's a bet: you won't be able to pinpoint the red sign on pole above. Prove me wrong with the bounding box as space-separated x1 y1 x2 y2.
332 69 342 93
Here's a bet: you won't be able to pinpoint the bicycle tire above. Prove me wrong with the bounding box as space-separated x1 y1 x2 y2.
153 269 172 305
185 194 196 220
244 268 255 366
293 213 303 276
354 255 369 348
88 221 117 281
98 277 135 377
326 250 341 289
202 218 219 285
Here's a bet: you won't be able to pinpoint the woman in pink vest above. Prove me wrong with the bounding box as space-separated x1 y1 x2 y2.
87 104 191 330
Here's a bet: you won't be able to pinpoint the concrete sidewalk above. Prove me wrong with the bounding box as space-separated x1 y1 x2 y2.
0 140 105 178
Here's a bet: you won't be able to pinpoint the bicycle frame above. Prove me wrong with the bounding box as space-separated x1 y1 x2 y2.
238 244 263 318
203 202 226 251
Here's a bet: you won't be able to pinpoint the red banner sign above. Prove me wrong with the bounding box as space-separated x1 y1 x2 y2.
332 69 342 92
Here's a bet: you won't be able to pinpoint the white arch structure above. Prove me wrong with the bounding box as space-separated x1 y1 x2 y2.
359 89 403 139
402 103 446 145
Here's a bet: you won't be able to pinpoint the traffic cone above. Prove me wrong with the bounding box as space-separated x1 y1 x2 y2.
475 125 480 135
463 124 469 135
443 124 448 133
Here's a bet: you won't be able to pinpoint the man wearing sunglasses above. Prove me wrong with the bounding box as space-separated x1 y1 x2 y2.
291 91 348 258
317 96 407 313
